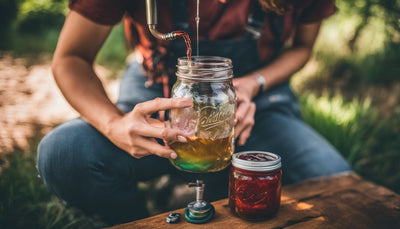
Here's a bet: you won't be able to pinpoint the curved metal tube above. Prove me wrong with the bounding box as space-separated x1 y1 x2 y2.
148 25 178 41
146 0 178 41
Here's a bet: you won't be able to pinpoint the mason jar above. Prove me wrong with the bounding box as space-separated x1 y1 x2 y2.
229 151 282 220
168 56 236 173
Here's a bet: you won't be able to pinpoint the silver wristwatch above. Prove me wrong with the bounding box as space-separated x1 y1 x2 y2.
254 72 266 95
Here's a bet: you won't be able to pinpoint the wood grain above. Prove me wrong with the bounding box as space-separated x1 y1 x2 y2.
110 172 400 229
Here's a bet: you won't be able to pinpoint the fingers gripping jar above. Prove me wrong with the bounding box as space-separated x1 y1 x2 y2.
168 56 236 173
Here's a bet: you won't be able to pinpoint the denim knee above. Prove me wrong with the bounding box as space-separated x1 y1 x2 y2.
36 119 150 223
283 142 351 184
37 119 85 201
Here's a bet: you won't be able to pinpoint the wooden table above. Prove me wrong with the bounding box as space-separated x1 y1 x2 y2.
111 172 400 228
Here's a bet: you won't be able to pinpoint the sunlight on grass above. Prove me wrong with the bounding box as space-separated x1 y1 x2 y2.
300 93 400 193
306 94 371 125
300 93 374 161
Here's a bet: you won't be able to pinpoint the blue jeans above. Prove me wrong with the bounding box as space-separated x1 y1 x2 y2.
37 61 350 224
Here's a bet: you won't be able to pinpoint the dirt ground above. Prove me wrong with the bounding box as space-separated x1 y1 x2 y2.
0 53 120 156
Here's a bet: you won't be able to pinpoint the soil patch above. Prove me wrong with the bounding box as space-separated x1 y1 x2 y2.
0 53 119 164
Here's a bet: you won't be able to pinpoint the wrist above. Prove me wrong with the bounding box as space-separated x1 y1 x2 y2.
103 109 124 136
253 72 266 97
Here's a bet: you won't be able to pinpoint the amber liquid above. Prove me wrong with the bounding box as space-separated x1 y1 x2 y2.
169 136 233 173
175 31 192 60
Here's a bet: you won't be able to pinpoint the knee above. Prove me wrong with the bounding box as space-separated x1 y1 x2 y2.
37 119 94 196
284 146 352 185
37 127 63 184
307 154 351 178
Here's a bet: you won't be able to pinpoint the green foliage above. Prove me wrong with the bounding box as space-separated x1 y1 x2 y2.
0 138 106 229
300 94 400 193
360 43 400 85
0 0 127 72
2 28 61 54
306 0 400 86
354 110 400 192
0 0 18 33
0 0 67 51
17 0 68 34
300 94 373 160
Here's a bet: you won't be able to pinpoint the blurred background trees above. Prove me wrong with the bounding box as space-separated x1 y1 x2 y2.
0 0 66 50
0 0 127 68
0 0 399 228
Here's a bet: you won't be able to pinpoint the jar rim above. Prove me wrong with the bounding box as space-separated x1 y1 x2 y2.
232 151 282 172
176 56 233 81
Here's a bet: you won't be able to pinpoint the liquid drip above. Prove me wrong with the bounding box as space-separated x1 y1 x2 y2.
175 31 192 60
195 0 200 56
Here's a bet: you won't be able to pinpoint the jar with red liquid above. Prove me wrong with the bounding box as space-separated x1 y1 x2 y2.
229 151 282 220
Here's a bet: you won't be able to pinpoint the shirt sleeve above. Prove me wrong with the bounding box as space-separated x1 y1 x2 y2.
69 0 126 25
299 0 336 23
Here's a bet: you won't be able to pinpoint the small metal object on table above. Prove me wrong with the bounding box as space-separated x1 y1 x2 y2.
110 172 400 229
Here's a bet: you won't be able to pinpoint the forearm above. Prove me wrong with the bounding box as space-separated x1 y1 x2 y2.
257 45 312 90
241 22 321 97
52 56 123 135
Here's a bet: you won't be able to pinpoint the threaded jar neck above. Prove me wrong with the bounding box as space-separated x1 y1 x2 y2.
176 56 233 81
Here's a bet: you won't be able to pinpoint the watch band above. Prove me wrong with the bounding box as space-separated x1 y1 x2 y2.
254 72 266 96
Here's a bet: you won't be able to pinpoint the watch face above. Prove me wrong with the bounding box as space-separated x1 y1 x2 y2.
254 72 266 92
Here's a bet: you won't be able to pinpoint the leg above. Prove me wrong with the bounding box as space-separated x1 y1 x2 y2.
238 84 351 184
116 61 164 112
37 118 175 224
37 61 171 224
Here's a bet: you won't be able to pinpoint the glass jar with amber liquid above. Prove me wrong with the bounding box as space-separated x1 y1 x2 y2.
168 56 236 173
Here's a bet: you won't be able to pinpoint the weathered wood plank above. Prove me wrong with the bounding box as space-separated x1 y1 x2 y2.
110 172 400 229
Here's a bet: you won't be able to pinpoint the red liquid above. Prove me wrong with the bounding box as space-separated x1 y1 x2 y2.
175 31 192 60
229 152 282 220
229 167 281 220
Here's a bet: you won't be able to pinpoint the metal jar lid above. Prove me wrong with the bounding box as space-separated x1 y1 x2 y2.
232 151 282 172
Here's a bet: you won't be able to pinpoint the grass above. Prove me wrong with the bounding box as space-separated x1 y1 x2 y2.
299 93 374 162
299 93 400 193
0 135 107 229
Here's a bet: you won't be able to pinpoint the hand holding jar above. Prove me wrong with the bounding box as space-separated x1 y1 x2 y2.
232 76 258 146
166 56 236 173
106 97 193 159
